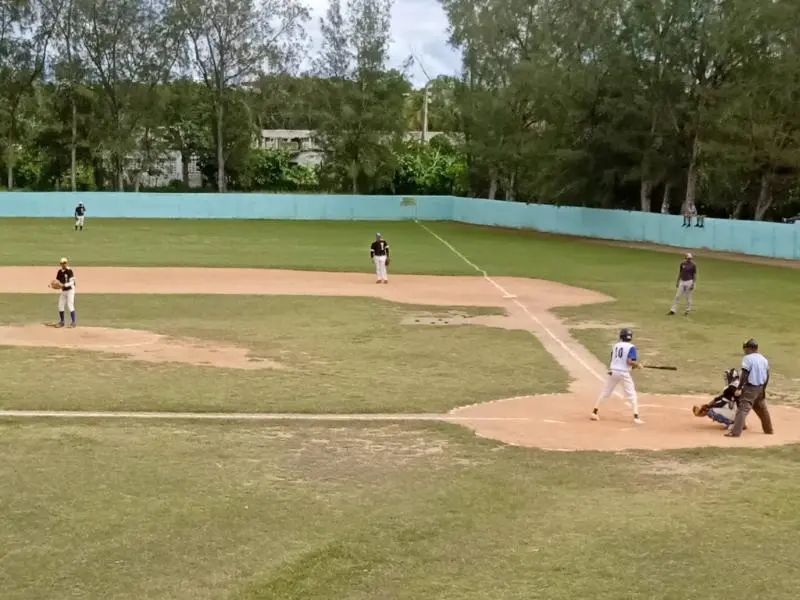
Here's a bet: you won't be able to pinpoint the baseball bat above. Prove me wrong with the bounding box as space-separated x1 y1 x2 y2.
642 365 678 371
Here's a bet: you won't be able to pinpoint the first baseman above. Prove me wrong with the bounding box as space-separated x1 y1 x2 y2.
668 253 696 315
370 232 389 283
55 257 77 327
74 202 86 231
591 328 644 424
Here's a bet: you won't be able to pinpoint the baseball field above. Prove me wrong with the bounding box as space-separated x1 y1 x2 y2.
1 217 800 599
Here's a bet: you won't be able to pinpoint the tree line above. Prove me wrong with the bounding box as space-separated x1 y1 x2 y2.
1 0 799 220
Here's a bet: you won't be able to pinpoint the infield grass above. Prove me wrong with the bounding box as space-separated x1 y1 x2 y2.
1 217 798 401
3 420 800 600
3 217 800 600
0 294 566 413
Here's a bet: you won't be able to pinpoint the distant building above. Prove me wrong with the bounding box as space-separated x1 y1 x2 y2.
255 129 456 170
133 129 458 188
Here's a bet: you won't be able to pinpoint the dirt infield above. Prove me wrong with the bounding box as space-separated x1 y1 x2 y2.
1 266 798 451
0 324 284 370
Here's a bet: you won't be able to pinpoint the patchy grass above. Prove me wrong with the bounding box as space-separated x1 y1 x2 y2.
3 420 800 600
0 294 566 413
0 218 470 274
412 223 800 403
2 218 798 400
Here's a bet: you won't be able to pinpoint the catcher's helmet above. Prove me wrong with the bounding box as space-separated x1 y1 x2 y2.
619 328 633 342
723 368 740 385
743 338 758 350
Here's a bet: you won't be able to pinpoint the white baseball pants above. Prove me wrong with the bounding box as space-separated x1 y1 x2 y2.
75 216 85 227
374 255 388 281
671 280 693 312
596 370 639 415
58 288 75 312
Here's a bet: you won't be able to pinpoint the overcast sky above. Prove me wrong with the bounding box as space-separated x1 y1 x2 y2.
302 0 462 87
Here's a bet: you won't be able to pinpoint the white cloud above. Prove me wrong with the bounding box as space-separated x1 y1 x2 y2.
301 0 462 87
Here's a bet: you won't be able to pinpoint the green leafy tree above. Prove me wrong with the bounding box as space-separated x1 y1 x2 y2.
313 0 410 193
73 0 184 190
177 0 309 191
163 78 211 186
0 0 59 189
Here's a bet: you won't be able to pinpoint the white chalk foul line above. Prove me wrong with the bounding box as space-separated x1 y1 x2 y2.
0 410 532 422
415 221 613 392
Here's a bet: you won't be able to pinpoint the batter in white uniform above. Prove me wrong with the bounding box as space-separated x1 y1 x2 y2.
591 328 643 424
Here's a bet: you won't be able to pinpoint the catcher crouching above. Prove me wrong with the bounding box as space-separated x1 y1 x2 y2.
692 368 746 431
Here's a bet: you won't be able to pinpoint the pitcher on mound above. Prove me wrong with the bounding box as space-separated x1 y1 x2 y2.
591 328 643 425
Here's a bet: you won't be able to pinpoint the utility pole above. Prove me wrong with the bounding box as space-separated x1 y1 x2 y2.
422 84 429 143
409 46 433 144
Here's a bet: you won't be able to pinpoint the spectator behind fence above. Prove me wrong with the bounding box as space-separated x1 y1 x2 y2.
682 204 705 228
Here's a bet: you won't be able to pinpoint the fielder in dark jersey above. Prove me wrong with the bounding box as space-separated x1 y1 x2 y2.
668 253 697 315
55 257 77 327
370 233 389 283
74 202 86 231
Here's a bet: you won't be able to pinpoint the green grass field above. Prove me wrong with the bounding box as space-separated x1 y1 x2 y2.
2 216 800 600
0 294 565 413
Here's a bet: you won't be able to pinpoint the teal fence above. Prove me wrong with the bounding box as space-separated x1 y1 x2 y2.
0 192 452 221
0 192 798 260
451 198 800 260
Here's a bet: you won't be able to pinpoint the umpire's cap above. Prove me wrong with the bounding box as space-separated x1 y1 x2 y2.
743 338 758 350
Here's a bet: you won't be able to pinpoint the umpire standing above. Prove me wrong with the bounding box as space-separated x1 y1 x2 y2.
668 253 697 315
726 339 774 437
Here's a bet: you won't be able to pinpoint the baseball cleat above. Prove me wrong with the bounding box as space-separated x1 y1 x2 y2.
68 323 76 328
667 310 675 315
634 418 645 425
56 322 65 328
590 413 600 421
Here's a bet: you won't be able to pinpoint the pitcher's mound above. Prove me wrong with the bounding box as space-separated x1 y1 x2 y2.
449 393 800 451
0 324 285 370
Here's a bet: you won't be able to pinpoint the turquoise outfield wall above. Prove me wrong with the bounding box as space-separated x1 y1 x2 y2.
0 192 453 221
452 198 800 260
0 191 797 259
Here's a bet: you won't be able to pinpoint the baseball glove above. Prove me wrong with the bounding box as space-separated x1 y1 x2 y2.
49 279 62 290
385 258 391 267
693 404 709 417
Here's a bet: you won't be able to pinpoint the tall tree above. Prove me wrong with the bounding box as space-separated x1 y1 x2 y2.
314 0 410 193
0 0 59 189
43 0 88 191
177 0 309 191
163 77 210 186
74 0 184 190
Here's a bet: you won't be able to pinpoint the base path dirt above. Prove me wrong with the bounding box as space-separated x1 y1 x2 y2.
1 266 797 452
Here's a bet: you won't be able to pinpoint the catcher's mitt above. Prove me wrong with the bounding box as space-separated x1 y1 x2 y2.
49 279 62 290
693 404 709 417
